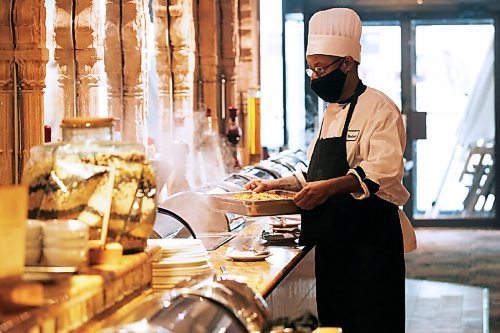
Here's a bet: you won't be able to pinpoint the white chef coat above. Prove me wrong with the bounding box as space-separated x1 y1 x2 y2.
294 86 410 206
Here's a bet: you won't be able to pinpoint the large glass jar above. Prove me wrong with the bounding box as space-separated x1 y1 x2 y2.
23 118 157 253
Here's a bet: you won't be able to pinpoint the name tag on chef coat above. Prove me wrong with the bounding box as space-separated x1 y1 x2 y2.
346 130 360 141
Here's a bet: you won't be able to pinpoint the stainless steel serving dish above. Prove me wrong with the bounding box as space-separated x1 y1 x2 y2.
101 273 271 333
223 173 256 189
258 160 293 178
209 190 299 217
241 165 280 180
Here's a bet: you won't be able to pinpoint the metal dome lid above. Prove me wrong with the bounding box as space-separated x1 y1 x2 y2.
164 272 272 333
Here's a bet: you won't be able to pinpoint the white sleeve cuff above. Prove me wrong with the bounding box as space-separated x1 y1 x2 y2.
293 169 307 188
347 169 370 200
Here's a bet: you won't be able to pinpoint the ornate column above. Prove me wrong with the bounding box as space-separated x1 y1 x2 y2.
0 2 15 184
197 0 221 133
152 0 173 139
168 0 195 141
238 0 261 165
54 0 76 119
74 0 104 117
220 0 239 125
104 0 123 129
14 0 48 172
121 0 148 145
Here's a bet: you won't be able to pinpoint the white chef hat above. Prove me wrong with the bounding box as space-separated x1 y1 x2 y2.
306 8 362 63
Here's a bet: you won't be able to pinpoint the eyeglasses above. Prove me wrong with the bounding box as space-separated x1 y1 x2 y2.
306 57 344 78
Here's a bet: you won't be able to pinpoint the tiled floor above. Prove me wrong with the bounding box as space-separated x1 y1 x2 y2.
406 279 488 333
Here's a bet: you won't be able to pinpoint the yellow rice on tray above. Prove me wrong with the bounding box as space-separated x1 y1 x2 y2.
232 192 290 201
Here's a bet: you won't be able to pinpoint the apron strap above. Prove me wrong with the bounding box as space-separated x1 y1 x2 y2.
341 81 367 137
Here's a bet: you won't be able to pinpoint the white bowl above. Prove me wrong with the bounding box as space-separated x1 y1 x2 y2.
43 237 88 249
25 247 42 266
44 247 87 267
26 219 43 240
42 220 89 240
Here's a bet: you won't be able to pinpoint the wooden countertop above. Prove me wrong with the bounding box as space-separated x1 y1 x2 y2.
208 216 311 298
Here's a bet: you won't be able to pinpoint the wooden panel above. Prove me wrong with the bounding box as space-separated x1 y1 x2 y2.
152 0 173 140
197 0 221 132
13 0 48 179
0 1 14 184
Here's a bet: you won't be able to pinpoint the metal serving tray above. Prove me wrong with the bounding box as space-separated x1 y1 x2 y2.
209 190 299 216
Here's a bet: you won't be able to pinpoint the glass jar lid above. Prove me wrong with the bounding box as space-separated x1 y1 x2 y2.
61 117 114 129
61 117 114 142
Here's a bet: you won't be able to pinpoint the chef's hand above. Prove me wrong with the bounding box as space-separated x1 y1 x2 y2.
244 179 280 193
293 180 333 210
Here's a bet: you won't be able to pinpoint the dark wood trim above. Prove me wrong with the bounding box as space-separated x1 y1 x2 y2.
400 18 416 223
282 0 288 148
286 2 498 227
494 13 500 228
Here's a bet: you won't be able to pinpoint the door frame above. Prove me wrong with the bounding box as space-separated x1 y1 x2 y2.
285 1 500 227
363 10 499 228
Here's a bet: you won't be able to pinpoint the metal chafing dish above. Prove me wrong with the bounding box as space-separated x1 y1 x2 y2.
280 149 308 164
150 150 307 250
241 165 280 180
223 173 256 189
271 155 307 172
101 273 271 333
152 191 240 251
258 160 293 178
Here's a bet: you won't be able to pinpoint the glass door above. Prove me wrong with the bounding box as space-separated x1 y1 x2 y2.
359 23 402 109
413 20 495 221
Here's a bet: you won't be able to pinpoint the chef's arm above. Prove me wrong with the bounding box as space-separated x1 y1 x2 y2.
325 174 363 196
294 174 362 210
293 169 362 197
244 174 303 192
276 175 303 191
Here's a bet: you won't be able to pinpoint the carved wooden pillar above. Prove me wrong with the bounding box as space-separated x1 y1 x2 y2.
0 3 15 184
54 0 76 119
220 0 239 123
14 0 48 172
121 0 148 145
168 0 195 141
238 0 261 165
152 0 173 139
104 0 123 129
197 0 221 133
74 0 104 117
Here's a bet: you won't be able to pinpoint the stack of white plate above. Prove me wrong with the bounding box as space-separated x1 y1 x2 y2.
147 239 212 291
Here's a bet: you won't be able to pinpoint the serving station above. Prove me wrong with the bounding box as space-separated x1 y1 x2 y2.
0 140 318 332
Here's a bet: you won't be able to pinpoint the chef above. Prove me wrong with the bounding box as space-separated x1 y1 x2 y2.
245 7 414 332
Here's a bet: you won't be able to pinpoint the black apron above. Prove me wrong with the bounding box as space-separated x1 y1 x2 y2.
300 82 405 332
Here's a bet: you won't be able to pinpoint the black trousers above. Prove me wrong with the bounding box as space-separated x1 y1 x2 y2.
314 199 405 333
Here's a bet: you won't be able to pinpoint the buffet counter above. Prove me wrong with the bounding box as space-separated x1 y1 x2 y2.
0 218 314 332
209 216 316 319
209 217 306 295
0 250 157 332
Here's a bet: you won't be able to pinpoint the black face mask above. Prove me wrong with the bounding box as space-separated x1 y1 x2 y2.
310 67 347 103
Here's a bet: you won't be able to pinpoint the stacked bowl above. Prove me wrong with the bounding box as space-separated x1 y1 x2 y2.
42 220 89 267
25 220 43 266
147 239 212 291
